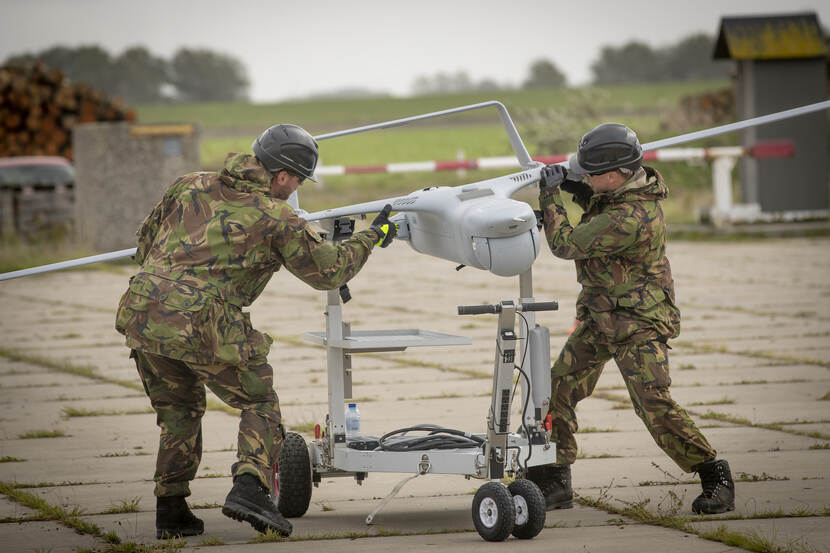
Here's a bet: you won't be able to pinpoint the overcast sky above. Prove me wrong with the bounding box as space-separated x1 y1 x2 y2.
2 0 829 102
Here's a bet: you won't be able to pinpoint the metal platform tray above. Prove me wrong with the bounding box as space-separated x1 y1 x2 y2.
302 329 471 352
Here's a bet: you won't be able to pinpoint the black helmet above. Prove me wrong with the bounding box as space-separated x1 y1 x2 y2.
252 124 319 182
568 123 643 176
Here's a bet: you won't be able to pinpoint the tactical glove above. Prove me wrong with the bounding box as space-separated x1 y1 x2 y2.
539 164 568 193
561 178 594 204
370 204 397 248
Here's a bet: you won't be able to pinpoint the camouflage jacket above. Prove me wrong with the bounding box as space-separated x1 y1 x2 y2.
540 166 680 343
116 153 380 365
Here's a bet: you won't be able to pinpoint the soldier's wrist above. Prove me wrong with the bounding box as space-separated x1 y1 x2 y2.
539 188 560 210
367 226 383 243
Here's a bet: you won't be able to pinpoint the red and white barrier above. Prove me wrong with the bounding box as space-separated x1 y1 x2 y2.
315 141 795 225
315 141 793 176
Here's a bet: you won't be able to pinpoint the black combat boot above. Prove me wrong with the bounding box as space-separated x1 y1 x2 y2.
526 464 573 510
222 473 293 536
692 459 735 514
156 496 204 539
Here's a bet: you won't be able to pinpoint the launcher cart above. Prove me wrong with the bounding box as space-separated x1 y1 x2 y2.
270 220 559 542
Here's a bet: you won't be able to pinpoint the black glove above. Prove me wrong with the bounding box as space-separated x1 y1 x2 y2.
369 204 397 248
539 164 568 193
561 177 593 203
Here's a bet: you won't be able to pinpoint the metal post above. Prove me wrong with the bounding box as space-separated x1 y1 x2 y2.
0 188 14 237
486 302 518 479
518 269 536 428
712 156 738 227
326 288 347 446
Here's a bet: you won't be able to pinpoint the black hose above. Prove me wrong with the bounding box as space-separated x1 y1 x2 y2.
376 424 485 451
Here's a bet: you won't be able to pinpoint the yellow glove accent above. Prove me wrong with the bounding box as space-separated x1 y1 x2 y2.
375 224 389 246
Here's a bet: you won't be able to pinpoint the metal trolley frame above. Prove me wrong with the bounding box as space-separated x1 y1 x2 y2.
272 220 559 541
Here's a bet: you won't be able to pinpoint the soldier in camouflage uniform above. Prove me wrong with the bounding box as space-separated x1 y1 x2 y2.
528 123 735 515
115 124 396 538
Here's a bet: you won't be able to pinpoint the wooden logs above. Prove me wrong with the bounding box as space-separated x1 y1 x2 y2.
0 62 136 159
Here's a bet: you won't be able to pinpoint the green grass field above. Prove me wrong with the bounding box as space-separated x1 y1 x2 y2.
131 80 733 224
136 80 727 134
137 80 731 168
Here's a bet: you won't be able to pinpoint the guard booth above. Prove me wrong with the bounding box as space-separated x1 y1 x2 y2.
73 123 200 252
714 12 829 220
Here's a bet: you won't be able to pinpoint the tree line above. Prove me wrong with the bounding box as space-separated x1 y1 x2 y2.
412 33 730 94
2 33 730 103
2 45 249 104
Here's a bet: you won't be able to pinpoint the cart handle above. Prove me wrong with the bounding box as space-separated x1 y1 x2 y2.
457 301 558 315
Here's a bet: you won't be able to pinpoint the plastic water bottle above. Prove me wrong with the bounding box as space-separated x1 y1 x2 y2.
345 402 360 439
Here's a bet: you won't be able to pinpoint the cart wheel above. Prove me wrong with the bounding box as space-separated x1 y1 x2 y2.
274 432 312 518
508 479 546 539
472 482 515 542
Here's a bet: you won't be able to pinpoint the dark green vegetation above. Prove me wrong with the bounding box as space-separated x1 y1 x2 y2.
4 45 249 103
135 80 730 222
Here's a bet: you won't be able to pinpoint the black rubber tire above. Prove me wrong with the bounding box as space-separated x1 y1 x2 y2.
472 482 515 542
508 479 546 539
274 432 312 518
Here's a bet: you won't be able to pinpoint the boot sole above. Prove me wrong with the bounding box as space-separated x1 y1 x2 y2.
545 500 574 511
692 502 735 515
222 500 292 537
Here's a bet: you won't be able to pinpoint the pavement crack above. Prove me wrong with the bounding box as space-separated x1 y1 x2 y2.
0 346 142 391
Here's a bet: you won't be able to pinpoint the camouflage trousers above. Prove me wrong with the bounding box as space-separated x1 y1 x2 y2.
548 321 715 472
131 349 283 497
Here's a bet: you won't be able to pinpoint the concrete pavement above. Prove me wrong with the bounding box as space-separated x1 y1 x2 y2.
0 236 829 552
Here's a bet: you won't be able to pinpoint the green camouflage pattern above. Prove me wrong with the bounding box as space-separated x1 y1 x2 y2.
540 166 715 472
132 349 283 495
549 322 715 471
540 167 680 344
116 152 379 365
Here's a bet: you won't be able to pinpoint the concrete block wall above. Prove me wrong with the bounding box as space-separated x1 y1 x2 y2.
72 122 200 252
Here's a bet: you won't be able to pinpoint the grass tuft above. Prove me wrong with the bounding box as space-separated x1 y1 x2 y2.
18 429 67 439
689 397 735 406
735 471 789 482
577 484 828 553
577 426 619 433
98 451 131 458
0 456 26 463
104 497 142 514
696 410 830 441
413 392 465 400
250 529 287 543
0 347 143 392
191 502 221 509
0 481 114 541
697 524 821 553
62 406 153 417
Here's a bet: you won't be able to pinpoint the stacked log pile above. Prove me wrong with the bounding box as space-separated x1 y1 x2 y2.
0 62 135 160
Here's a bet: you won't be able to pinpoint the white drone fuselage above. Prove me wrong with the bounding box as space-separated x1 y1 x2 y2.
388 176 541 277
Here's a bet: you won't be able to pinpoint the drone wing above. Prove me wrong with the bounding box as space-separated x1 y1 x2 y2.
499 100 830 197
302 196 408 222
